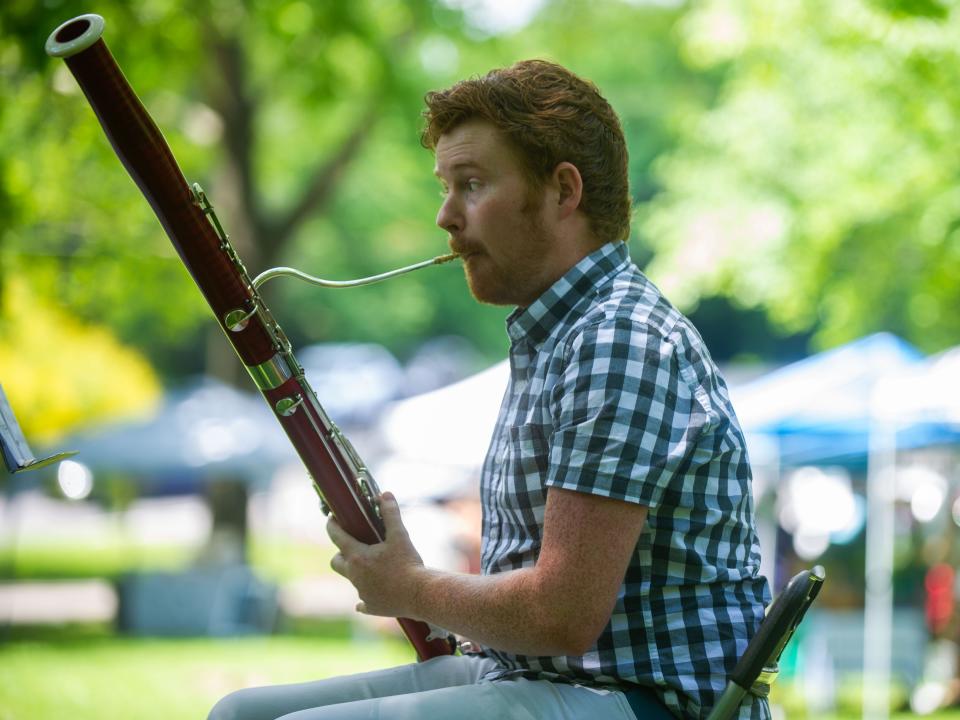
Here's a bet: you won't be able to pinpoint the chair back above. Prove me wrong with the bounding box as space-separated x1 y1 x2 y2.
706 566 826 720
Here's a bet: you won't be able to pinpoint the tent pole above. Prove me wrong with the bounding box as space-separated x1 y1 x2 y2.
863 407 896 720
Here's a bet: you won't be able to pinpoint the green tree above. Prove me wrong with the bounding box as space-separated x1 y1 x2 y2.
2 0 477 378
2 0 715 387
0 278 160 442
642 0 960 352
276 0 718 361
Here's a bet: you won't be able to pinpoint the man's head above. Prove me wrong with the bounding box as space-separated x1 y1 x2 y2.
422 59 631 246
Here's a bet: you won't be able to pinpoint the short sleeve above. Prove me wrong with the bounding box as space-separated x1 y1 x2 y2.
546 318 710 508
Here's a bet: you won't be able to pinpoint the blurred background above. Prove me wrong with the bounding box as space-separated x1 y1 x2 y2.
2 0 960 718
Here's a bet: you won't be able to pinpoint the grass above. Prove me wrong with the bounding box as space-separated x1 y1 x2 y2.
0 542 195 580
0 537 334 582
2 624 960 719
0 624 414 720
768 680 960 719
3 541 960 719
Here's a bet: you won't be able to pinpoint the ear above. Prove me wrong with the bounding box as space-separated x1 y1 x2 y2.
552 162 583 220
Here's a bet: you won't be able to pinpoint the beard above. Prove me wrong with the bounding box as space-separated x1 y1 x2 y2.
462 194 555 307
463 224 553 307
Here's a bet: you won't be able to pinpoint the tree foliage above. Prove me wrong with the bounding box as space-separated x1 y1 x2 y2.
0 279 160 442
3 0 475 373
643 0 960 352
1 0 705 396
6 0 958 407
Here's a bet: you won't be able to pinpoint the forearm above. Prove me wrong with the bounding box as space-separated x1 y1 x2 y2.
409 566 584 657
327 490 642 659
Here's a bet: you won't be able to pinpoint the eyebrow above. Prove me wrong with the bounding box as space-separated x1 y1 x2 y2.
434 161 486 178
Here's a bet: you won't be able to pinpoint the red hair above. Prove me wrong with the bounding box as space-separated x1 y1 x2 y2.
422 60 631 243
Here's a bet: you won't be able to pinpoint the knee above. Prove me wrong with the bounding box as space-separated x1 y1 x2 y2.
207 688 254 720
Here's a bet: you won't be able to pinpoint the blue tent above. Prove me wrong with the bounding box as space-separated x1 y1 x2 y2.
34 376 296 495
730 333 958 467
24 342 409 496
730 334 960 715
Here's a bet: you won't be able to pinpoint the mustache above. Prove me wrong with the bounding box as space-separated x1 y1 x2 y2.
448 240 482 257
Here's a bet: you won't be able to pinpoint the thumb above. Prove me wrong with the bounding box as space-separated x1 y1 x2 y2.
379 491 407 537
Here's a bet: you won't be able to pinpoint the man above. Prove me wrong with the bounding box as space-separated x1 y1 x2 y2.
209 59 770 720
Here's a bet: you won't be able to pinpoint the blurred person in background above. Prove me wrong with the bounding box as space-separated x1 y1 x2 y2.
210 59 770 720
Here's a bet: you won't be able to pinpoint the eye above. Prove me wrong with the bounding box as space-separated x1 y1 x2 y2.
464 179 481 192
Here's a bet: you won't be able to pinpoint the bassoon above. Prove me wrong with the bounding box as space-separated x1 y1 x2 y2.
46 13 457 660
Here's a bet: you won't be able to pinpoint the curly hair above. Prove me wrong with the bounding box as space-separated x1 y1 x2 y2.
421 59 631 244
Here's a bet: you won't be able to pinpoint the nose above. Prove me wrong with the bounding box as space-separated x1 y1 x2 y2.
436 193 462 234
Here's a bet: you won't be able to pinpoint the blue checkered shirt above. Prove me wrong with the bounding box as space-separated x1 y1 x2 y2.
478 242 771 719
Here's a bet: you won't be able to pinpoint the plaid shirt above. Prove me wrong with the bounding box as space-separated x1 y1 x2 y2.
478 242 771 720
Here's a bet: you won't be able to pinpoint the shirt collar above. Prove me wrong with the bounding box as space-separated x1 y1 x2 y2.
506 241 630 348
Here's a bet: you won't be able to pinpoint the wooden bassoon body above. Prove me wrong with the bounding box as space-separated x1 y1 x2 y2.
46 13 456 660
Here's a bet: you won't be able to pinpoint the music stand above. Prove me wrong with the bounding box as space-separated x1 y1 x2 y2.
0 383 76 474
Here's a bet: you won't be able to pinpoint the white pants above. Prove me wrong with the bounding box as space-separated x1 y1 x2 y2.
208 654 640 720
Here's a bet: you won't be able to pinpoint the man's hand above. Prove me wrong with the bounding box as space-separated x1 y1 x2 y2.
329 487 647 658
326 491 425 618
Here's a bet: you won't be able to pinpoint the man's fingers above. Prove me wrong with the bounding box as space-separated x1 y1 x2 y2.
326 516 362 553
330 552 347 577
379 491 407 538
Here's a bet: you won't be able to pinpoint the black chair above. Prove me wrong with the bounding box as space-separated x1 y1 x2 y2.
706 565 826 720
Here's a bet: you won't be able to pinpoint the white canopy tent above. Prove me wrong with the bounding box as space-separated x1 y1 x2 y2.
373 361 509 572
728 333 927 466
375 360 509 503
